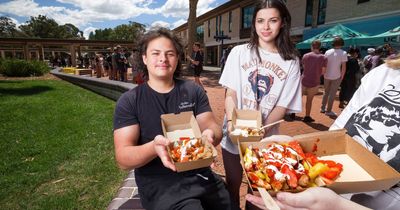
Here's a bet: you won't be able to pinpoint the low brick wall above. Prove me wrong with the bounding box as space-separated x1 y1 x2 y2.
50 68 136 101
51 68 144 210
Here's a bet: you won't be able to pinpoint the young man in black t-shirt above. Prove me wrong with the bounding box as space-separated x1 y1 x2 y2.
113 28 231 210
187 42 206 92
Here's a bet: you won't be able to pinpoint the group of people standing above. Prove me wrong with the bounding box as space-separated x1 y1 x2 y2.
300 37 398 124
112 0 399 210
104 45 129 82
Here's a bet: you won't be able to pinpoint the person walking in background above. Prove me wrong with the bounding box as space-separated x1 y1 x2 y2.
363 47 375 74
187 42 205 92
371 46 385 70
339 48 360 108
113 27 231 210
301 40 327 122
111 47 118 80
321 36 348 117
219 0 302 209
116 46 127 82
220 45 233 74
95 54 104 78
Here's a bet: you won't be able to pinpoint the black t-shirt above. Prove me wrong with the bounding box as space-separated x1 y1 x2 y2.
113 79 211 180
190 51 203 70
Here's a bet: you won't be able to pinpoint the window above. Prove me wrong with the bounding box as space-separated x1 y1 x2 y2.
229 11 232 32
215 16 218 36
208 20 210 37
317 0 326 25
242 5 254 29
357 0 370 3
196 25 204 42
305 0 326 26
219 15 222 35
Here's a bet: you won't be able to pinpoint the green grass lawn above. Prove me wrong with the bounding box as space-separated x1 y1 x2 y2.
0 79 126 209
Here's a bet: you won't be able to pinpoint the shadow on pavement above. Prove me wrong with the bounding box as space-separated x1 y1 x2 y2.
304 122 330 131
181 69 223 88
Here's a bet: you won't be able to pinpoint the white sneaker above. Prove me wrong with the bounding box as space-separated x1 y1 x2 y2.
325 111 337 117
320 108 326 113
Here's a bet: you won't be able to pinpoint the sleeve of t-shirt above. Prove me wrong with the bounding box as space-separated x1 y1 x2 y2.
276 59 302 113
342 51 348 62
113 90 138 130
194 84 212 116
219 46 241 91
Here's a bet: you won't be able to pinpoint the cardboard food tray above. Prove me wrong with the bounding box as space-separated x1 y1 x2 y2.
239 129 400 195
229 109 262 144
161 111 217 172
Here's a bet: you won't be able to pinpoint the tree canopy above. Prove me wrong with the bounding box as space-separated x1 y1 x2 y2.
0 17 21 37
88 21 146 41
18 15 83 39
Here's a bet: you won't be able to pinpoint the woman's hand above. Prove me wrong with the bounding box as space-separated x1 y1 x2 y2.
153 135 176 171
275 187 345 210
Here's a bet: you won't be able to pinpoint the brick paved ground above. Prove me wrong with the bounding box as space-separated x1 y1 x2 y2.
108 68 345 210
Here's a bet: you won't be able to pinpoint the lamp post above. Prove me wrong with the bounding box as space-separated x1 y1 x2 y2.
214 31 231 66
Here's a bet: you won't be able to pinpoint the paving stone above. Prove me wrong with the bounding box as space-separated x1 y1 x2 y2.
107 198 130 210
127 170 135 178
118 198 144 210
122 179 137 188
116 188 135 198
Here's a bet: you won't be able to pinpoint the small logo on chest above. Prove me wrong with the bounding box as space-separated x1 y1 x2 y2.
179 101 195 109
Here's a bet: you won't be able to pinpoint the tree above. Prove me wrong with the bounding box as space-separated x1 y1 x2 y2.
110 21 146 41
19 15 59 38
19 15 81 39
0 16 18 37
60 23 83 39
187 0 199 58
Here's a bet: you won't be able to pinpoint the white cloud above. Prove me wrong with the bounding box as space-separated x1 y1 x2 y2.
159 0 217 19
150 21 170 29
83 26 97 39
172 19 186 29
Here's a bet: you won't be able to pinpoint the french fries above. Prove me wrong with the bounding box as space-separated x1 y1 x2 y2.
168 137 213 162
243 140 343 192
232 127 264 137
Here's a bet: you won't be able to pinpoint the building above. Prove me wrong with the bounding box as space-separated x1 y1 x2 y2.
173 0 400 66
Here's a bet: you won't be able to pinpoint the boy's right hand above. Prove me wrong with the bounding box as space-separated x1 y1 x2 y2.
153 135 176 171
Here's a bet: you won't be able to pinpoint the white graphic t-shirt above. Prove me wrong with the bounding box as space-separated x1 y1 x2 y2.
331 63 400 209
219 44 302 154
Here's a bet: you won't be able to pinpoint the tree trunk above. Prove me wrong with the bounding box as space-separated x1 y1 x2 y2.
187 0 198 67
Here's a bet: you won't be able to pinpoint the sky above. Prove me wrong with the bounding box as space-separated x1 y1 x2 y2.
0 0 229 39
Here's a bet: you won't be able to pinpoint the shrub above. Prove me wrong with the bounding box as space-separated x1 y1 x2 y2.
0 59 50 77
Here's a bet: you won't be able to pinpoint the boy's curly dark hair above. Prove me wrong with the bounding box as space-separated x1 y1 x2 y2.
134 27 184 79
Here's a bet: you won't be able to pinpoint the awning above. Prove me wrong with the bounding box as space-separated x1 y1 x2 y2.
296 24 370 49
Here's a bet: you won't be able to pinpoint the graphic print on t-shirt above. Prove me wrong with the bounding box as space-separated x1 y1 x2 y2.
248 69 274 104
344 84 400 172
